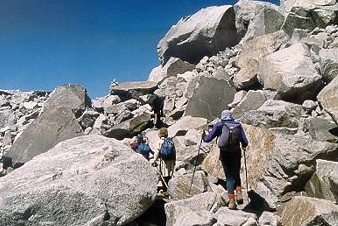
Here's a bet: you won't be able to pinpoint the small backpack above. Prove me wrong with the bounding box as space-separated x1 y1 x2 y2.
148 94 159 108
217 121 241 149
137 142 151 154
160 138 176 160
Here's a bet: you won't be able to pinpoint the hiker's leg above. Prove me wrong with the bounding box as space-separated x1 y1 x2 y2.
231 151 243 204
155 112 162 128
220 155 235 195
233 151 242 188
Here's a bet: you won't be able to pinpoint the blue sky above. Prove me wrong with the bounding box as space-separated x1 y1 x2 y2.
0 0 279 98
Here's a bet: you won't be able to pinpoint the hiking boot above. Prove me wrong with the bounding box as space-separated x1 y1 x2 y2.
236 186 243 204
228 194 237 210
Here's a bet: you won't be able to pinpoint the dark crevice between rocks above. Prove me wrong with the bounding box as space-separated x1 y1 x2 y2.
133 199 167 226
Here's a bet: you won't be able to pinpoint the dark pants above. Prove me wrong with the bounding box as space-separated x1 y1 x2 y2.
219 148 241 195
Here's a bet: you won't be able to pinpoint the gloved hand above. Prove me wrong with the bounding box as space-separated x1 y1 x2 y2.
243 146 247 151
151 161 158 167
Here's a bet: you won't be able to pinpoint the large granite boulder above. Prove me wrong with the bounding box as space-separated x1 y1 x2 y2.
303 117 338 142
43 84 91 118
257 43 323 102
185 76 236 121
281 196 338 226
110 81 157 101
164 192 220 226
168 171 209 200
232 90 267 119
4 106 84 167
233 31 289 89
158 6 240 65
281 0 337 12
0 135 159 226
242 125 338 203
234 0 280 35
148 57 195 84
319 47 338 82
243 3 284 41
305 159 338 203
239 99 303 129
102 112 151 139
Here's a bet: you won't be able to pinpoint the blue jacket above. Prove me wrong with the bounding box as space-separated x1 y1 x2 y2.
203 119 248 148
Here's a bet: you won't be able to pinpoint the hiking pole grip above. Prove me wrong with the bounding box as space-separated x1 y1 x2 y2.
188 136 203 195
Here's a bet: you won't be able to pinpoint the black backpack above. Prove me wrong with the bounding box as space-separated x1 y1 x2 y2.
148 94 164 114
159 138 176 160
217 121 241 149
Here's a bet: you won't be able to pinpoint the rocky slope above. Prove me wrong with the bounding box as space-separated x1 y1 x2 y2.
1 0 338 225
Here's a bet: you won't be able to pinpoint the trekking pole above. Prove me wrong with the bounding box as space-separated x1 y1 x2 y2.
243 147 249 191
153 162 169 190
188 135 203 195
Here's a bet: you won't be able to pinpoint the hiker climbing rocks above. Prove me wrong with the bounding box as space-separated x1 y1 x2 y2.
147 94 164 128
202 109 248 210
151 127 176 197
129 134 154 161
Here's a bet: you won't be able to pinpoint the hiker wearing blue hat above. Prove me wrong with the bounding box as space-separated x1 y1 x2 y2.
202 109 248 210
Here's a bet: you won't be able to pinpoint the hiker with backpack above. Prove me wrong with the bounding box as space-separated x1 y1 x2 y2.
151 127 176 197
129 134 154 161
202 109 248 210
147 94 164 128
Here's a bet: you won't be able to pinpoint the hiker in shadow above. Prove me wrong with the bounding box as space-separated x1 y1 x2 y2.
147 94 165 128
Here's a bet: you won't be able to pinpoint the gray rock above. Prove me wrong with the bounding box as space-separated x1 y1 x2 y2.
232 90 267 119
102 112 151 140
214 207 257 226
282 8 317 36
234 0 279 35
43 84 91 118
78 110 100 129
280 196 338 226
305 159 338 203
5 106 84 167
0 135 159 226
234 31 289 89
91 96 105 112
317 75 338 123
165 192 219 226
168 171 209 200
243 3 284 41
167 116 207 137
258 43 323 102
319 47 338 82
281 0 337 12
158 6 240 65
243 124 338 199
185 76 236 121
2 130 12 147
110 81 157 101
201 143 225 180
228 90 247 108
303 117 338 142
258 211 281 226
148 58 195 84
0 109 17 128
240 100 303 129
